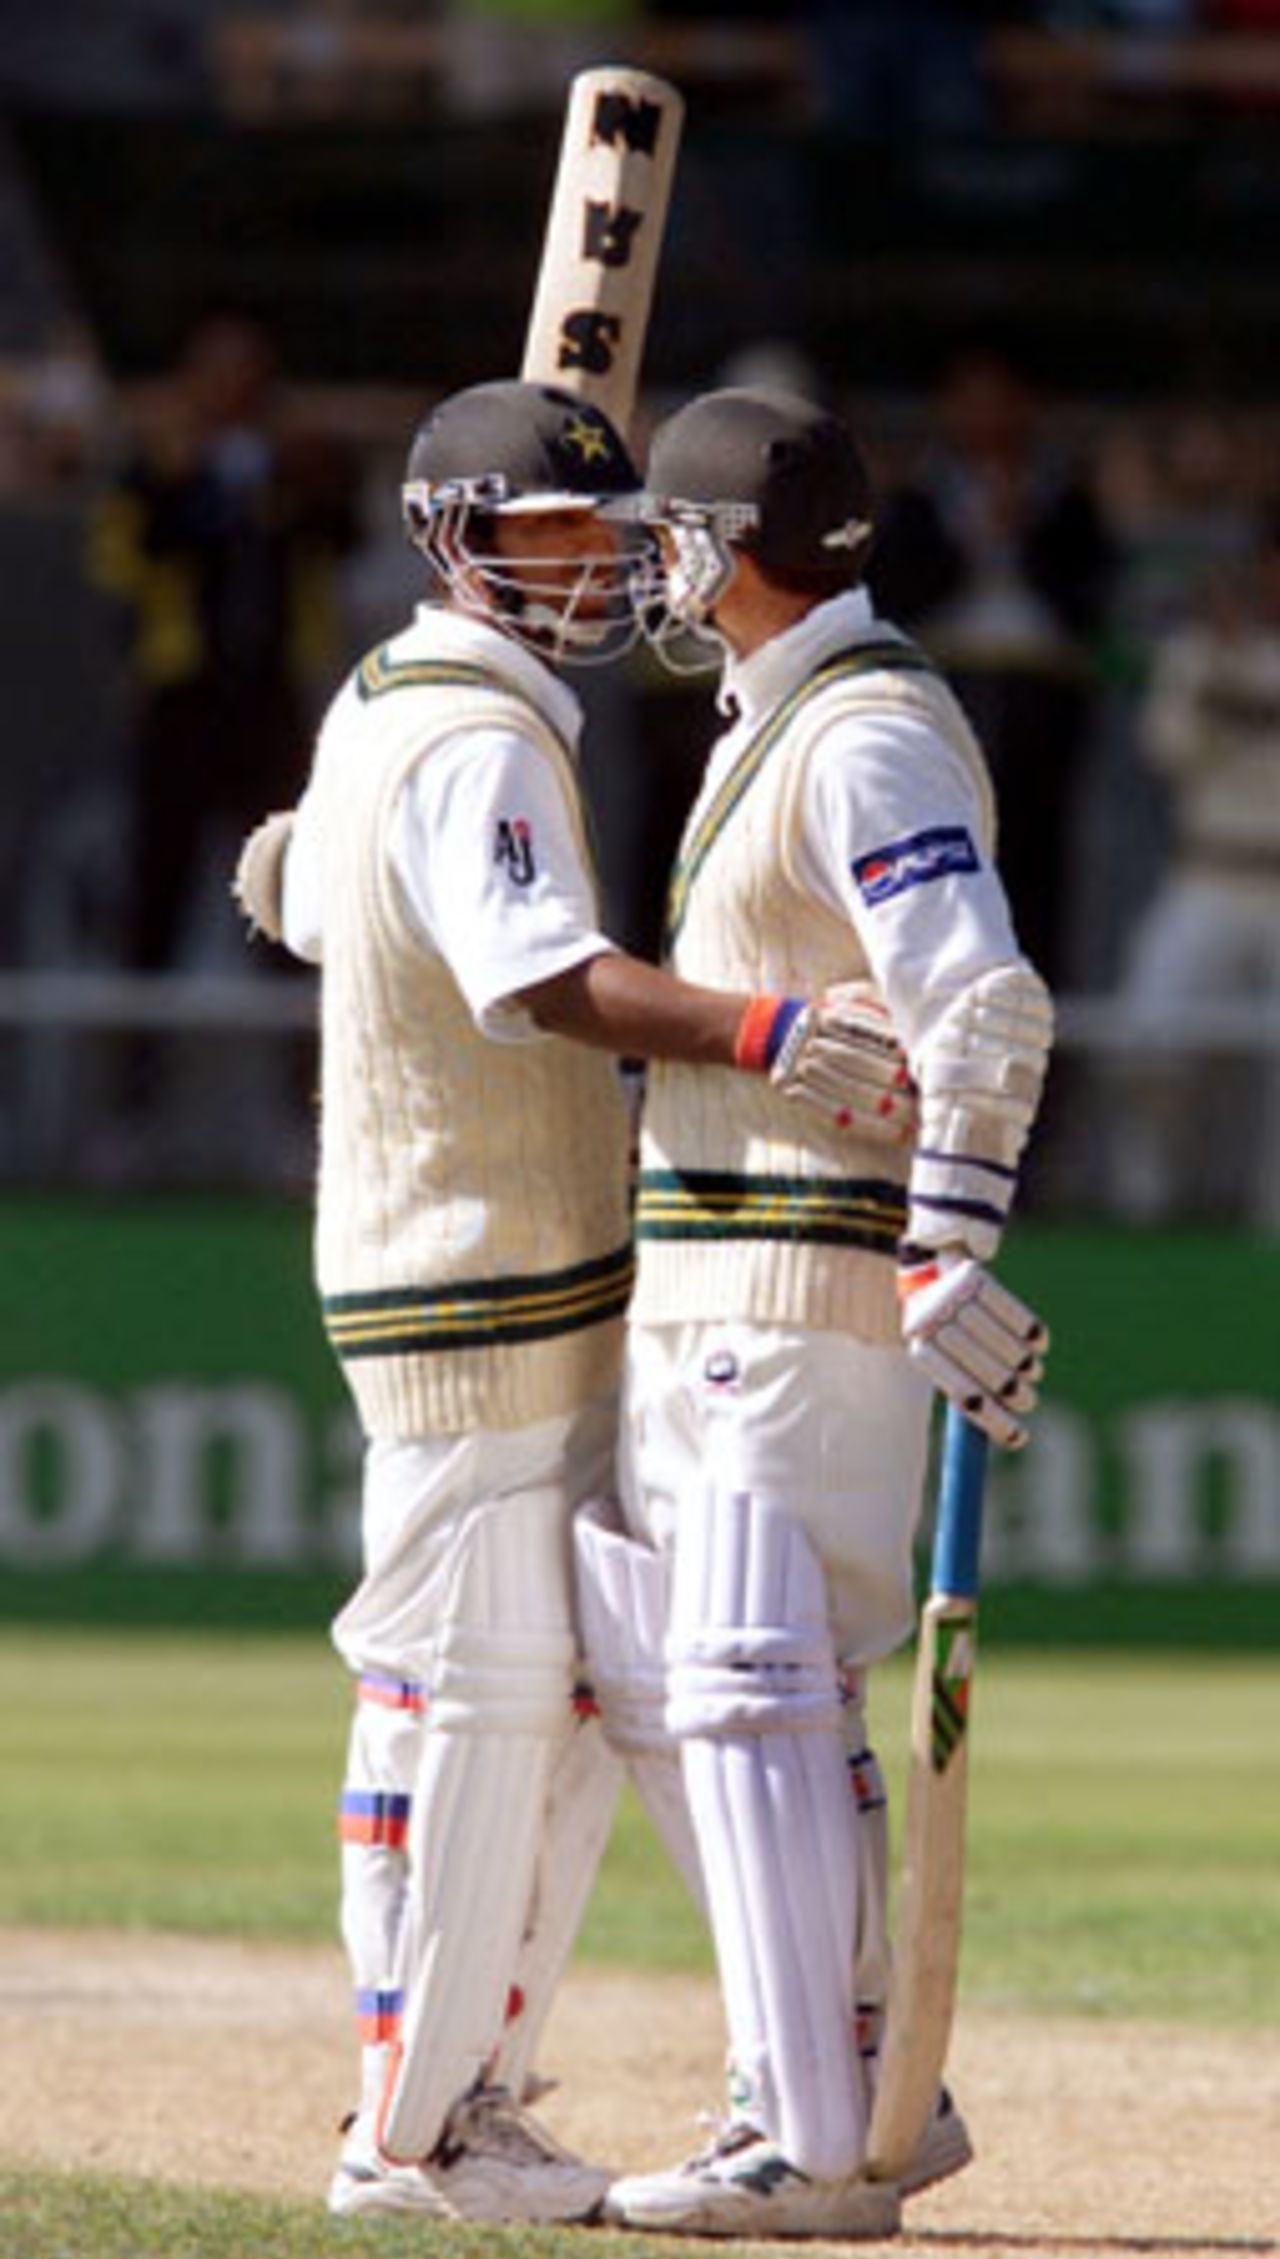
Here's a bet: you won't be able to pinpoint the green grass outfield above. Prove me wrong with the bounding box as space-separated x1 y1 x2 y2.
3 1630 1277 2017
1 1632 1277 2258
0 2174 703 2259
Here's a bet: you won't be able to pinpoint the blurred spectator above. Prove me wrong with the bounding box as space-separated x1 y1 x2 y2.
1106 512 1280 1228
869 340 1115 990
1209 0 1280 16
1097 407 1259 680
1037 2 1200 23
0 325 110 503
84 308 357 1178
1072 406 1262 989
718 334 827 402
801 0 998 132
441 0 640 115
337 440 424 661
89 308 358 981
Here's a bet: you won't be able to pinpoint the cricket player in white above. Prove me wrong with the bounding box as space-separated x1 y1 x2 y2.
234 378 927 2225
1110 513 1280 1227
581 388 1055 2240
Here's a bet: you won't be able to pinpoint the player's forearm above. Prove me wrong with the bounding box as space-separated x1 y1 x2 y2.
523 955 921 1150
519 948 748 1064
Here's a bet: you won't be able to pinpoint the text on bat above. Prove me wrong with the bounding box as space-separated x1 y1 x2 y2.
581 200 644 269
557 308 623 375
589 92 662 155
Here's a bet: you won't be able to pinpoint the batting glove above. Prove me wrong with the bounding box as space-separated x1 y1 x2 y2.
897 1245 1049 1451
734 985 919 1145
232 809 294 943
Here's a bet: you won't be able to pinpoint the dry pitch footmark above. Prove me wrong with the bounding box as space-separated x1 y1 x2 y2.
0 1931 1275 2257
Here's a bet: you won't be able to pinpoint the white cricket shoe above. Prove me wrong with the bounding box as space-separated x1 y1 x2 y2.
431 2084 611 2223
327 2115 453 2218
899 2086 974 2198
605 2121 902 2240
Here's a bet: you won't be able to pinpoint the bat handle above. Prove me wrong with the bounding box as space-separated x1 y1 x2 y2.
930 1407 989 1601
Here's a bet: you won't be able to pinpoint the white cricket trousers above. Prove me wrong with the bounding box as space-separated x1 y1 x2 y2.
619 1321 933 1666
332 1391 617 1683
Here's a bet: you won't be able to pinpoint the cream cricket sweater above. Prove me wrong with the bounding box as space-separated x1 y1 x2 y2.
311 640 632 1437
633 637 987 1346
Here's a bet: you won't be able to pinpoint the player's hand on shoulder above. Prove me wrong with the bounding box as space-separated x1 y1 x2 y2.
735 982 919 1145
897 1244 1048 1451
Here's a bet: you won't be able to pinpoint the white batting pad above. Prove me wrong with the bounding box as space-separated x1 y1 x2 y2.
575 1499 670 1755
377 1489 575 2164
492 1708 623 2102
667 1488 866 2180
575 1497 705 1908
666 1486 843 1740
841 1669 891 2114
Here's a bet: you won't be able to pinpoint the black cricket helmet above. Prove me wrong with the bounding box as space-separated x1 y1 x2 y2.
402 379 642 663
639 386 874 640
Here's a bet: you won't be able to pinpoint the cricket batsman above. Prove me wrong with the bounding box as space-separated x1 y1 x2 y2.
566 385 1055 2238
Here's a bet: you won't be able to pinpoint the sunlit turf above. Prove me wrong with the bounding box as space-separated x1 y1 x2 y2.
1 1630 1276 2023
0 2167 683 2259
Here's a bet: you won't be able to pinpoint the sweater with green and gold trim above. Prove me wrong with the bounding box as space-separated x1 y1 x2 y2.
632 640 990 1345
310 635 631 1437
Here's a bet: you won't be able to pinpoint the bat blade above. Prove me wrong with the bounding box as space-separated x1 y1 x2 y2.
865 1409 988 2183
521 64 683 437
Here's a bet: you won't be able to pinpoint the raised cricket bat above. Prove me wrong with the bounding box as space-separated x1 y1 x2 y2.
865 1406 990 2181
521 64 684 438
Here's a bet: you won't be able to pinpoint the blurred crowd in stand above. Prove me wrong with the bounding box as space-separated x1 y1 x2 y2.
1 305 1275 1226
6 1 1280 131
0 0 1277 1223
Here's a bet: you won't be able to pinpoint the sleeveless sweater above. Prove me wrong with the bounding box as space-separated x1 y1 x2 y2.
311 640 632 1436
632 642 992 1346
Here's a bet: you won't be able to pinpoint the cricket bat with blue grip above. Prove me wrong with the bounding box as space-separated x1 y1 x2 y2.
865 1405 989 2181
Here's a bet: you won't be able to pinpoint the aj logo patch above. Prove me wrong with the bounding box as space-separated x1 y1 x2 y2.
853 824 978 907
494 817 536 887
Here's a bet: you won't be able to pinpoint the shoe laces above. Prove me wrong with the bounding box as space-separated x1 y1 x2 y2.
443 2084 572 2169
685 2115 768 2173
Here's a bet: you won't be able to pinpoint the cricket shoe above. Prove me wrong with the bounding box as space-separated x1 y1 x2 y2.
327 2113 453 2218
898 2086 974 2198
430 2083 611 2223
605 2121 902 2240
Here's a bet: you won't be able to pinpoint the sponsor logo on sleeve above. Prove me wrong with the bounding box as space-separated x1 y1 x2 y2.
852 824 979 907
494 817 536 887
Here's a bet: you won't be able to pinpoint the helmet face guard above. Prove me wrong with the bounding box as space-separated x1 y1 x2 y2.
633 386 875 671
400 384 644 666
623 502 752 675
404 478 644 665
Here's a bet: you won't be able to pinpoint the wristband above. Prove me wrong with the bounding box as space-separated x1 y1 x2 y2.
733 994 806 1074
895 1249 943 1301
